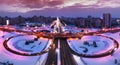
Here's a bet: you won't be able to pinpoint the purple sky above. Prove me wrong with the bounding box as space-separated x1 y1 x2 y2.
0 0 120 17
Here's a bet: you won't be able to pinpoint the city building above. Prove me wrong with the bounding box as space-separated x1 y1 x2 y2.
103 13 112 28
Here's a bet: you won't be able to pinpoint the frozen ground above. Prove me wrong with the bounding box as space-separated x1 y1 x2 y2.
67 35 114 54
0 30 52 65
67 32 120 65
7 35 50 53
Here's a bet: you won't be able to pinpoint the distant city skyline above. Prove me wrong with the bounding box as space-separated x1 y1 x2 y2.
0 0 120 17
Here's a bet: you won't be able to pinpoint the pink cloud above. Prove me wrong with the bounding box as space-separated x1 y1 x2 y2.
18 0 64 8
0 0 18 5
0 0 120 13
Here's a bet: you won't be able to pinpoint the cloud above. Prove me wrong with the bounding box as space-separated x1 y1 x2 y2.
0 0 18 5
18 0 64 8
0 0 64 13
0 0 120 13
96 0 120 8
59 0 120 8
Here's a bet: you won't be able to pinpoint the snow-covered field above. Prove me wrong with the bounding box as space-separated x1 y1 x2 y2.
67 35 114 54
68 32 120 65
0 30 52 65
7 35 50 53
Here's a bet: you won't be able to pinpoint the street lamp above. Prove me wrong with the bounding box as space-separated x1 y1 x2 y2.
6 20 9 26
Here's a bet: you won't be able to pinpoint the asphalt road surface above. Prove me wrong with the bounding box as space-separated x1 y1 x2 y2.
45 38 58 65
60 38 77 65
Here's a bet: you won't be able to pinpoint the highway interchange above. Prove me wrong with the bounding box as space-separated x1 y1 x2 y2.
0 27 120 65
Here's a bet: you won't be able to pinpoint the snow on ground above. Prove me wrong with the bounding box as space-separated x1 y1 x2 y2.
21 26 52 32
0 35 40 65
67 36 114 54
0 30 51 65
1 31 25 39
69 32 120 65
81 56 116 65
73 55 85 65
7 35 51 53
65 28 100 33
